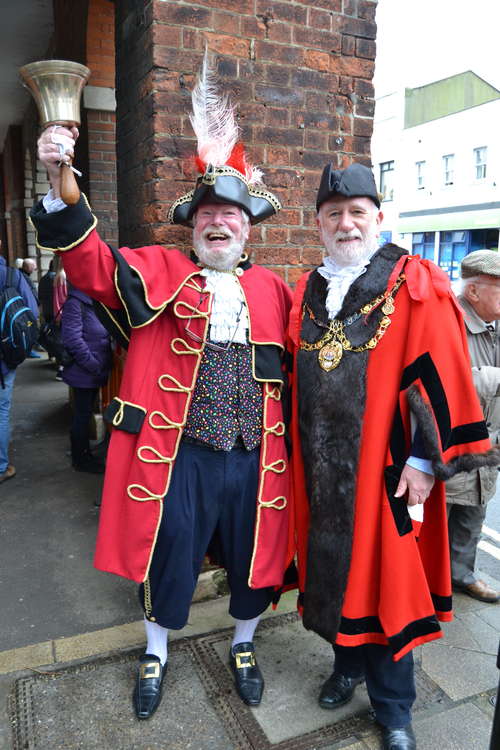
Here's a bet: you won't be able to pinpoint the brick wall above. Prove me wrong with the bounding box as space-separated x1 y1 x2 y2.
84 0 118 247
115 0 378 282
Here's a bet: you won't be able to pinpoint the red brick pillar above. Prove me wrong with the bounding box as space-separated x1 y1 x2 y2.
115 0 378 282
85 0 118 246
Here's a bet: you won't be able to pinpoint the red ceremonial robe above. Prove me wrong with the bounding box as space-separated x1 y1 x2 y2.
30 197 293 588
287 246 497 661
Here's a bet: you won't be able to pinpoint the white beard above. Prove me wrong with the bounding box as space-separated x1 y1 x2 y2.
193 234 245 271
324 227 379 267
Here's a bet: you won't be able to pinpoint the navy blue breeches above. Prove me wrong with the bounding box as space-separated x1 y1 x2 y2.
139 440 273 629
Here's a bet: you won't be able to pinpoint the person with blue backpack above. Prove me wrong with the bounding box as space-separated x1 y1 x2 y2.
0 253 39 484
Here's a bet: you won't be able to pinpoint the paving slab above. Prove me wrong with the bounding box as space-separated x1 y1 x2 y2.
9 613 456 750
412 702 492 750
439 609 500 655
422 641 498 701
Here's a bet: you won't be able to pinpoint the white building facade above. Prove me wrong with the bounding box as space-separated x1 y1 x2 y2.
371 72 500 281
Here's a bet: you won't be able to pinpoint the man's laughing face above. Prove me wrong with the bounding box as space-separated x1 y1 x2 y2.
193 202 250 271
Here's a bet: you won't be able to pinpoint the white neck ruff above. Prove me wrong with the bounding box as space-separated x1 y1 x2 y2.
200 268 248 344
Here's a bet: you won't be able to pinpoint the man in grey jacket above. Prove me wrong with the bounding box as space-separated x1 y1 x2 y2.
447 250 500 603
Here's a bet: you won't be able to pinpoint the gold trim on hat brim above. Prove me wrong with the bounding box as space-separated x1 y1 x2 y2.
168 166 281 226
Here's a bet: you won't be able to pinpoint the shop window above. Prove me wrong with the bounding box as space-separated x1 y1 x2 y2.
439 230 467 280
412 232 435 260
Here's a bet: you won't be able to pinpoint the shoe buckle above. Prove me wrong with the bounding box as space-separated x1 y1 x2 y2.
235 651 256 669
140 662 161 679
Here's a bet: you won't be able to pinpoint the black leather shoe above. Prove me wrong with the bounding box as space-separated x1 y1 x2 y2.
229 642 264 706
133 654 167 720
318 671 364 709
381 724 417 750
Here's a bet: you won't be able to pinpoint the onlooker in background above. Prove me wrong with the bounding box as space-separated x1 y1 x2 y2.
53 257 68 380
21 258 38 301
38 259 55 324
0 253 38 483
21 258 41 359
61 283 112 473
446 250 500 603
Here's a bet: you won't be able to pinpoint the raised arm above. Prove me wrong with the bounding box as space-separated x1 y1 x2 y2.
31 126 120 309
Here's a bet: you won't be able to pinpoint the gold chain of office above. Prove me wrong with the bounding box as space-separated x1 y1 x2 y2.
299 274 406 372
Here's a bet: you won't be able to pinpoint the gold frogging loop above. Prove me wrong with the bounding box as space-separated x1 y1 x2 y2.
267 386 281 401
137 446 174 464
158 373 191 393
173 300 209 320
184 278 204 293
127 484 164 502
266 421 285 438
259 496 287 510
171 337 203 356
149 410 183 430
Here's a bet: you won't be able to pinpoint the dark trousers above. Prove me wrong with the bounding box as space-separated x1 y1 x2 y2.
71 387 98 461
333 643 416 728
447 502 487 585
140 440 273 629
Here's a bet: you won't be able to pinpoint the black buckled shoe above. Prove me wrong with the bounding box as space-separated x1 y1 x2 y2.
229 642 264 706
381 724 417 750
133 654 167 720
318 671 364 709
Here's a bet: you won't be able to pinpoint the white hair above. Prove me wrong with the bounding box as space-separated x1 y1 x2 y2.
461 275 499 294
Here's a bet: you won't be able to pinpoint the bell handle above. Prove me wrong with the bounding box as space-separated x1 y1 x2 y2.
60 160 81 205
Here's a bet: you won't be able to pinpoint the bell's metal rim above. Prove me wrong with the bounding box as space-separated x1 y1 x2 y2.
19 59 91 82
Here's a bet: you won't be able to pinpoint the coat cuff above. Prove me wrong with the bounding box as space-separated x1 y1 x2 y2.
407 384 500 480
104 397 146 434
29 193 97 252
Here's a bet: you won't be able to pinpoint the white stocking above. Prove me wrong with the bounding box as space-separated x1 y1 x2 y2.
144 617 168 665
232 615 261 649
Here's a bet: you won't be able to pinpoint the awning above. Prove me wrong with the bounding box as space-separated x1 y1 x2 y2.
397 203 500 234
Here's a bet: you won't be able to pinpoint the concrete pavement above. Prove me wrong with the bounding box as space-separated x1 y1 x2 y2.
1 356 499 749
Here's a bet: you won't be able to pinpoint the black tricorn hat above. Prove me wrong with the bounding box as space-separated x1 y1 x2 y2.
316 162 380 211
168 164 281 227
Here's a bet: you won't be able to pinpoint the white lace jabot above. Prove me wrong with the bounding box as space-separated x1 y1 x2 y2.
200 268 248 344
317 254 373 320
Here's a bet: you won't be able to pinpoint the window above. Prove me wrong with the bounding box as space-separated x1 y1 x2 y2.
439 231 467 281
474 147 487 179
416 161 426 189
412 232 435 260
379 161 395 201
442 154 454 186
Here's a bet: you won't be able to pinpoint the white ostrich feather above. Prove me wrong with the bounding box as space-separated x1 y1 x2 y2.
246 165 264 185
190 50 239 169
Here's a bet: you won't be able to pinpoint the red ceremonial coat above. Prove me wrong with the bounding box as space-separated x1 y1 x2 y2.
53 227 293 587
287 248 497 661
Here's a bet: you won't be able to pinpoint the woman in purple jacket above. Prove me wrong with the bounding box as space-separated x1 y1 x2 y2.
61 284 112 473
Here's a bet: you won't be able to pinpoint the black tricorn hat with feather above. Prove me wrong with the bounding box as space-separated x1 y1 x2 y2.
168 52 281 227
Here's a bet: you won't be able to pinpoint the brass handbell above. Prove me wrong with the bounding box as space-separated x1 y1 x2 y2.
19 60 91 205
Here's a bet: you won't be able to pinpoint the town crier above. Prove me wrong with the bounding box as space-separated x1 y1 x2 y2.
32 54 292 720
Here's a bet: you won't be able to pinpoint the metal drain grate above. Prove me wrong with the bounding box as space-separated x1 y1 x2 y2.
9 612 449 750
